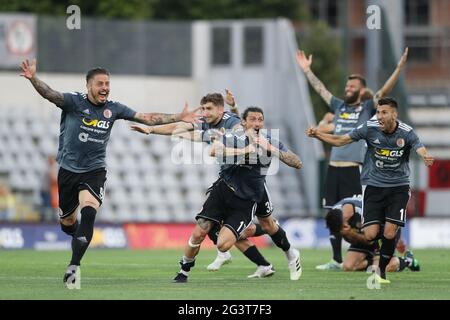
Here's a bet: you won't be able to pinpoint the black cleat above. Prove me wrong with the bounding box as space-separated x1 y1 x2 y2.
405 250 420 272
173 272 188 283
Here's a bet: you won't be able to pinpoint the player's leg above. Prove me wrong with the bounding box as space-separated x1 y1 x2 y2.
206 222 233 271
233 238 275 278
257 185 301 280
379 185 410 280
174 218 213 282
317 166 343 269
175 181 223 282
343 251 369 271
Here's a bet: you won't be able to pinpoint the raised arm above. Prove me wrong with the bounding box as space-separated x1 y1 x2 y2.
306 127 353 147
416 146 434 167
373 47 408 104
224 88 239 115
296 50 333 106
20 59 64 106
133 102 201 126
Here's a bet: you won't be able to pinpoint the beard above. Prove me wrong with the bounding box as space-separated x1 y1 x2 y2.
344 91 360 104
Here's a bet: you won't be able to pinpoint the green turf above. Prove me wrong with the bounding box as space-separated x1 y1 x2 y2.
0 248 449 300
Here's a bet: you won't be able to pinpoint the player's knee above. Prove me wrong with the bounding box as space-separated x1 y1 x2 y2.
241 224 256 239
80 200 99 210
342 262 355 272
383 228 397 240
364 229 378 242
60 215 77 226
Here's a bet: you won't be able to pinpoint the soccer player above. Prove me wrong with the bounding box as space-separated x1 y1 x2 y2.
20 59 201 289
296 48 409 270
169 106 302 282
326 196 420 273
132 92 302 280
307 96 434 283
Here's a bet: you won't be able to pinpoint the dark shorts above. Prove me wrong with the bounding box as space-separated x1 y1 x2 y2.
58 167 107 219
348 242 379 257
324 165 362 207
197 179 257 240
255 183 274 218
362 185 410 228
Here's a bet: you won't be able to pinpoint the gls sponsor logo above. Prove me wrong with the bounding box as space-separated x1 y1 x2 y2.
339 112 360 120
82 118 110 129
375 149 404 158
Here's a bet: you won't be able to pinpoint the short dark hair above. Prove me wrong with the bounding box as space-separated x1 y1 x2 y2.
378 96 398 109
200 93 224 107
86 67 110 82
347 74 367 87
325 209 343 234
242 106 264 120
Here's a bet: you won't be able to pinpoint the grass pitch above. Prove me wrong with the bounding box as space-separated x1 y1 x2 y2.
0 248 449 300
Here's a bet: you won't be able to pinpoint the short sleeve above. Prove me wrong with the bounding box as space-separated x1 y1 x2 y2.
61 92 80 112
408 129 424 151
348 122 368 142
330 96 344 113
115 102 137 120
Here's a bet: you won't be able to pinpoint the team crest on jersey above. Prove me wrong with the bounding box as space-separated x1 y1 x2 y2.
103 109 112 119
396 138 405 148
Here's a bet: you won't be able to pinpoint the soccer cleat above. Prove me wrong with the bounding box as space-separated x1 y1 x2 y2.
247 265 275 278
63 265 81 289
315 259 343 271
374 274 391 284
287 248 302 280
173 272 188 283
404 250 420 272
207 251 232 271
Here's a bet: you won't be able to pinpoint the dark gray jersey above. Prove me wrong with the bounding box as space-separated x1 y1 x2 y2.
333 196 363 230
329 97 375 163
200 111 241 143
349 119 424 187
56 92 136 173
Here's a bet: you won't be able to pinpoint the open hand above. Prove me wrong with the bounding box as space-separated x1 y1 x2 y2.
20 59 37 80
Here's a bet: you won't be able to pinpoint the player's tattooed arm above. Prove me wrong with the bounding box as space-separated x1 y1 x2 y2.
296 50 333 106
20 59 64 106
373 47 408 105
29 77 64 106
341 225 371 245
278 150 303 169
133 102 201 126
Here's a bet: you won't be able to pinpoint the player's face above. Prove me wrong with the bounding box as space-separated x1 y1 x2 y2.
344 79 364 104
201 102 223 124
242 112 264 131
376 104 398 132
87 74 110 105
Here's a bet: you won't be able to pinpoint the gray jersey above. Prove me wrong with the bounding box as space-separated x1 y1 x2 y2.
56 92 136 173
329 97 375 163
200 111 241 143
349 119 424 187
333 196 363 230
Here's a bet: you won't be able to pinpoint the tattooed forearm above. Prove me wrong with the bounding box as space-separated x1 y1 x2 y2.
279 150 303 169
304 70 333 106
134 112 180 126
29 76 64 106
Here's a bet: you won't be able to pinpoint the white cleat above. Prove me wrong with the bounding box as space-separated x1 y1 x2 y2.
288 249 302 280
63 265 81 290
207 251 232 271
247 265 275 278
315 259 343 271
